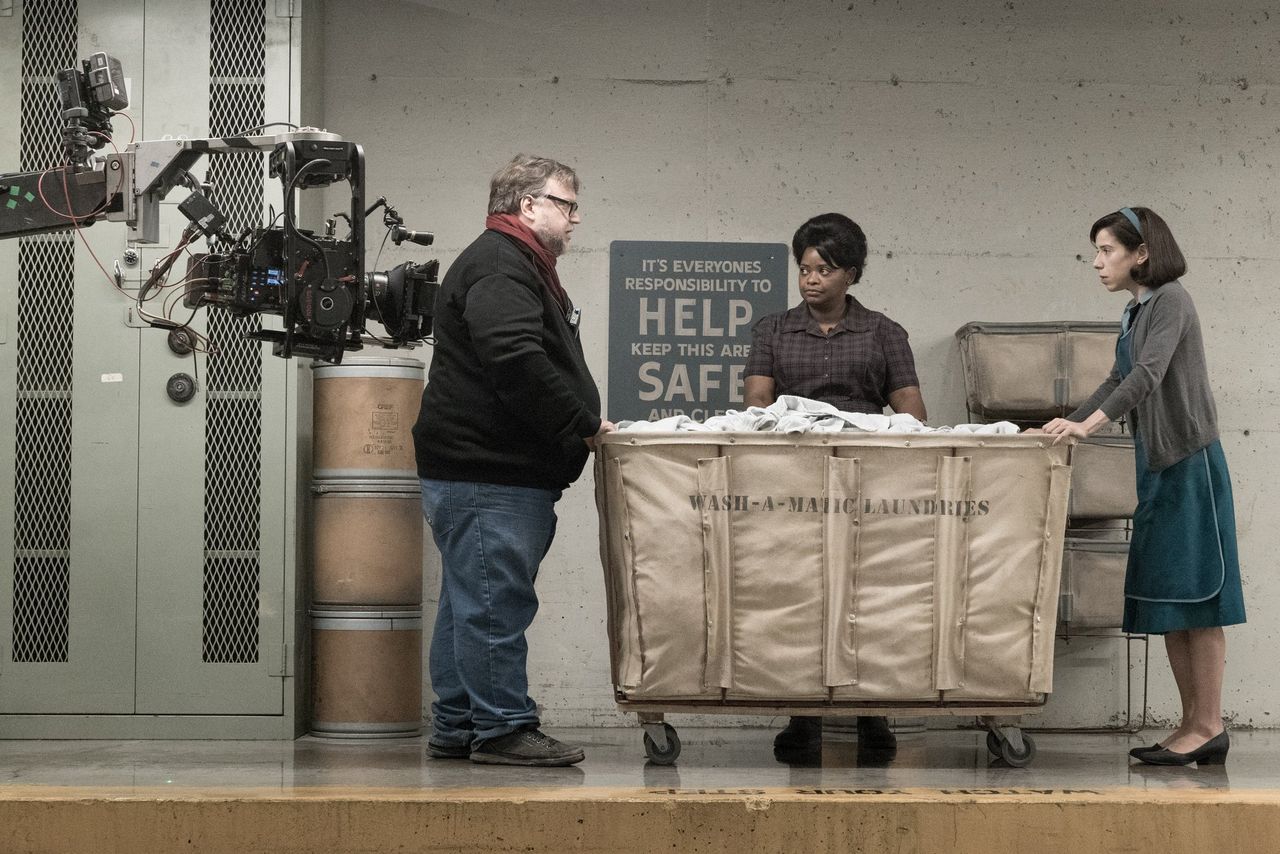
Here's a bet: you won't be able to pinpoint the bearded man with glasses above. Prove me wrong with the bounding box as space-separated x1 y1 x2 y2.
412 154 615 766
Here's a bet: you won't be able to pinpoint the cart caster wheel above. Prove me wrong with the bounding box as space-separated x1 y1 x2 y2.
643 723 681 765
987 730 1036 767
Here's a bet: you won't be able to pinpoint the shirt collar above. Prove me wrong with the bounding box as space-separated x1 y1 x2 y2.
1121 289 1155 334
1122 288 1155 317
780 295 872 335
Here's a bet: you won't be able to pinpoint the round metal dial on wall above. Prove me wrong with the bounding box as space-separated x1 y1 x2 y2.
166 372 198 403
167 328 196 355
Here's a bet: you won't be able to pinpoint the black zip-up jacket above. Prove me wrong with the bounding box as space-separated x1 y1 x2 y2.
413 229 602 490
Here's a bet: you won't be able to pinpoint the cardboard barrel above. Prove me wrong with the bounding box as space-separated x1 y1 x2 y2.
312 479 423 607
310 609 422 738
312 357 424 480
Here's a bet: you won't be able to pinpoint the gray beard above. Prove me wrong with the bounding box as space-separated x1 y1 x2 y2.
535 225 566 257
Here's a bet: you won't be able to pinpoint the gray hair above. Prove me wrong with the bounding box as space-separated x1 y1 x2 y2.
487 154 579 215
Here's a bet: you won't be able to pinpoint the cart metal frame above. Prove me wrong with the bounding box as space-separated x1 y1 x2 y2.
620 699 1044 766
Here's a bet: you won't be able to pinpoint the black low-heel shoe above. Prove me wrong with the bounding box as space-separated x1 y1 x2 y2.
1127 742 1163 759
773 716 822 750
856 715 898 750
1137 731 1229 766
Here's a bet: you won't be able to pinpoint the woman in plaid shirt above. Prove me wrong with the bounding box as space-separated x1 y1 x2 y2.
745 213 926 419
745 212 928 758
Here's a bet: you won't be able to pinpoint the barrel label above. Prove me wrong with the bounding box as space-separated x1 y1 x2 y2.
361 404 407 458
371 404 400 431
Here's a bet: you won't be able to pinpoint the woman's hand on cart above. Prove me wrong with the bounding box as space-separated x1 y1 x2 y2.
1041 410 1109 443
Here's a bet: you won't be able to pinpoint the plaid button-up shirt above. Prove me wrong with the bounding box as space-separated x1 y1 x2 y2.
745 296 919 414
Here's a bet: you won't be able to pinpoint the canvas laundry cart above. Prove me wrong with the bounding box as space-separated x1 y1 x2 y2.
595 432 1072 766
955 320 1138 637
954 321 1119 422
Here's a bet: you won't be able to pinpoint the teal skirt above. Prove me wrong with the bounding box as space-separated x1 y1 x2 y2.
1122 437 1246 634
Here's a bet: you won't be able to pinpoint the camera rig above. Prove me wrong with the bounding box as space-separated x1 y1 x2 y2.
0 52 438 363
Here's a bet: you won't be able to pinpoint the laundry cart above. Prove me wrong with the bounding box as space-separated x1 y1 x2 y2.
594 432 1072 766
955 320 1141 645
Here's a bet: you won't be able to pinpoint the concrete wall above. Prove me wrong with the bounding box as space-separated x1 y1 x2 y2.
314 0 1280 729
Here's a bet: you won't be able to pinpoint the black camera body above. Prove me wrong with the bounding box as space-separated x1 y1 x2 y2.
56 52 128 166
186 227 354 317
269 140 354 187
185 227 439 361
176 139 440 362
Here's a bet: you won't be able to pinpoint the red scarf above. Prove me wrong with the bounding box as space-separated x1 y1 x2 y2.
485 213 570 314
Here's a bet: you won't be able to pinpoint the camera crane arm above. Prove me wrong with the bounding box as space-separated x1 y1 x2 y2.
0 163 119 239
0 129 348 243
1 52 438 363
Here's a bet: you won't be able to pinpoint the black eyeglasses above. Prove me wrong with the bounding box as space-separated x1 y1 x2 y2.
542 193 579 217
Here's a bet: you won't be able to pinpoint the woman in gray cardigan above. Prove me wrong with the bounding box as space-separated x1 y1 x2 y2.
1041 207 1244 767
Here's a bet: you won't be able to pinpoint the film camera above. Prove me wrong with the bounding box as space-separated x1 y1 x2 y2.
179 140 440 362
184 229 439 362
0 51 438 363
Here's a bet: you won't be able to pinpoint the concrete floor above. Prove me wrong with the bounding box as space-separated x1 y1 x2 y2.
0 725 1266 793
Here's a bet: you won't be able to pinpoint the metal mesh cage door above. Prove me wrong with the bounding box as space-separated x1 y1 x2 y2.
1 0 297 727
130 0 293 716
1 0 140 715
13 0 77 670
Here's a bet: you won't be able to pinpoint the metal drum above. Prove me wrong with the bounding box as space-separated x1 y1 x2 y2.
311 479 423 607
310 609 422 738
311 357 424 480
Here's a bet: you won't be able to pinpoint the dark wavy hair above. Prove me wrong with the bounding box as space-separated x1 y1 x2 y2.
791 213 868 284
1089 207 1187 287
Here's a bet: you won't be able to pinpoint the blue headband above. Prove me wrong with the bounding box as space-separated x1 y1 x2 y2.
1120 207 1143 238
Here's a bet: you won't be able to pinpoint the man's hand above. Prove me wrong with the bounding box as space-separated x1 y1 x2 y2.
585 419 618 451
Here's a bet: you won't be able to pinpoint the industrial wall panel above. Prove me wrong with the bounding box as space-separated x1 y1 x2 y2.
133 0 290 715
0 0 139 715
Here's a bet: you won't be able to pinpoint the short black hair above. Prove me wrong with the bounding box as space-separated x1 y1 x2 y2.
1089 207 1187 287
791 213 868 284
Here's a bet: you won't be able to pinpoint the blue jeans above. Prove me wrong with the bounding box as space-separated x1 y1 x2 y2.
419 478 561 746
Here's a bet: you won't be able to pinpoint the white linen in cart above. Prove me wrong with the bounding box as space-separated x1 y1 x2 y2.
617 394 1020 434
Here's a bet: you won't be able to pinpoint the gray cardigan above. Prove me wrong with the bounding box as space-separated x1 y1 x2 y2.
1068 280 1219 471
